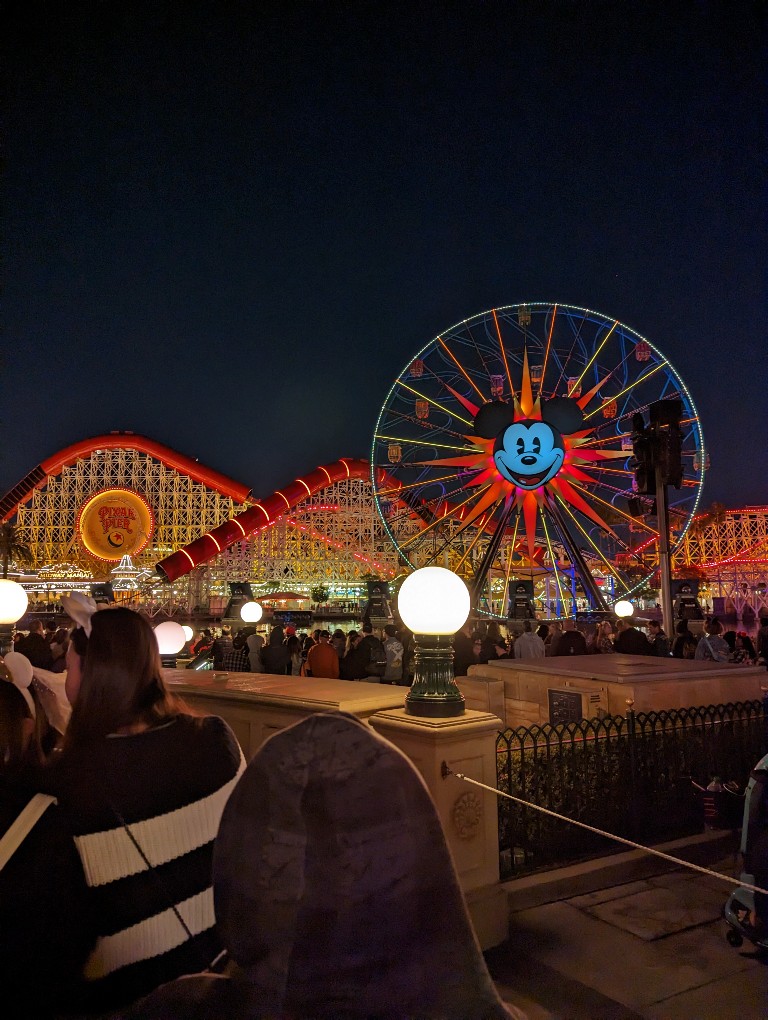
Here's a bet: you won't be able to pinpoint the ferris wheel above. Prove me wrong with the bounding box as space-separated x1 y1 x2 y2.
370 303 706 614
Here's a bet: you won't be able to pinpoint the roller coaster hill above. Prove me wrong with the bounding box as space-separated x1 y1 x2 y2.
1 431 766 625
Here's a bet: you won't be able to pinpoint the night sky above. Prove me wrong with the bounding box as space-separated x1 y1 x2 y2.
4 2 766 510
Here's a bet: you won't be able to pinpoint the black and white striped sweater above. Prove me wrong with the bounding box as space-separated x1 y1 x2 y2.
48 714 244 1012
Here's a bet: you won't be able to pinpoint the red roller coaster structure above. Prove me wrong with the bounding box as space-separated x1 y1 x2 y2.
157 458 371 582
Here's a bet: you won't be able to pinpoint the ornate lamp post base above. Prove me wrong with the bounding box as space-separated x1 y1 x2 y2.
405 634 465 718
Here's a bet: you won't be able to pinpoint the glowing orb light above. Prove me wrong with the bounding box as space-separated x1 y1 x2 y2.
0 580 29 625
240 601 263 623
181 625 194 642
398 567 470 635
154 621 187 655
614 600 634 618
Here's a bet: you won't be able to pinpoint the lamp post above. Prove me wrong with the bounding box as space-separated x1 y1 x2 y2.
0 579 29 656
397 567 470 718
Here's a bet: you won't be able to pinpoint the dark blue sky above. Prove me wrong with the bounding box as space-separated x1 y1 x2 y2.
4 2 766 508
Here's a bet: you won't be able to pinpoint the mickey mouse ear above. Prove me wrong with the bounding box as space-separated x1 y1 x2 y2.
2 651 36 718
473 401 516 439
3 652 33 690
540 396 584 435
61 592 98 636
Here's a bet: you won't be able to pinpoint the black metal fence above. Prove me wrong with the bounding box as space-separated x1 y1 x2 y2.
496 699 766 877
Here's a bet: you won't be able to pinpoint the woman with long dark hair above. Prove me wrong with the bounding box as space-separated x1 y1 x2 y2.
48 607 244 1014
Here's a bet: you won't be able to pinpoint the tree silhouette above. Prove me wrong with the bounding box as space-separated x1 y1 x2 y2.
310 584 330 604
0 523 32 579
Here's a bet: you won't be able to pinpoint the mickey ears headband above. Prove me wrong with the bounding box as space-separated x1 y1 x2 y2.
2 652 36 719
61 592 99 637
473 396 585 440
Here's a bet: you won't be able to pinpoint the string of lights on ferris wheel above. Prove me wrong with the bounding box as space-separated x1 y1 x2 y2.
371 302 705 610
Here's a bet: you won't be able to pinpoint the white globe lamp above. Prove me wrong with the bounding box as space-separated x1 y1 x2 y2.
398 567 471 635
181 625 194 642
0 579 29 625
614 600 634 618
397 567 470 718
0 579 28 655
154 621 187 656
240 601 263 624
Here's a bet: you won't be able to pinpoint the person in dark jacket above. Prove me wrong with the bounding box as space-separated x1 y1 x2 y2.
613 619 653 655
672 619 698 659
551 619 588 656
647 620 670 656
260 626 291 674
340 631 370 680
209 626 233 669
480 621 502 663
452 621 476 677
354 622 386 681
17 620 53 669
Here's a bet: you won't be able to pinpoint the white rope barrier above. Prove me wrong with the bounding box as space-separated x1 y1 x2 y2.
443 764 768 899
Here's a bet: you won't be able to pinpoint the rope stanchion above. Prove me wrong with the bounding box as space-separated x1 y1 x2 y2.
440 761 768 899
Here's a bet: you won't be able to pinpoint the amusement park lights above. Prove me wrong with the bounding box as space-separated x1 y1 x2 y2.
240 601 263 623
398 567 469 718
0 579 29 655
398 567 471 635
154 621 187 655
0 579 30 625
614 600 635 618
285 516 395 576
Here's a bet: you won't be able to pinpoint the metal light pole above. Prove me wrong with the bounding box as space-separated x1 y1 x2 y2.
631 400 682 642
655 462 674 641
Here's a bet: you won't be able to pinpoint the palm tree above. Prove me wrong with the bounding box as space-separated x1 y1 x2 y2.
0 522 32 579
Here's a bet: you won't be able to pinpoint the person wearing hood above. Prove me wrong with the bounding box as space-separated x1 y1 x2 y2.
116 712 523 1019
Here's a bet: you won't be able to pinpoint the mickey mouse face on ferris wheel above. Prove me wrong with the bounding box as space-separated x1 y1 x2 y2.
473 397 585 491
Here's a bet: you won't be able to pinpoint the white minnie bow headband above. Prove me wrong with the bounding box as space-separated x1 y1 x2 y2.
61 592 99 636
2 652 36 719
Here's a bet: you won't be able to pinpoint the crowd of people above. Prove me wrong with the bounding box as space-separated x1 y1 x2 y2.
187 620 410 684
0 597 518 1019
1 600 767 1016
451 614 768 674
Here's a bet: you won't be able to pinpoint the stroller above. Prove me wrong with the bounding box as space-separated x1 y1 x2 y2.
723 751 768 952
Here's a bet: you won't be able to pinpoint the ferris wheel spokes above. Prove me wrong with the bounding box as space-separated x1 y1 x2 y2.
372 303 705 613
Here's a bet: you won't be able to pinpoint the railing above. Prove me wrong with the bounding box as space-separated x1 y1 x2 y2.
496 699 766 877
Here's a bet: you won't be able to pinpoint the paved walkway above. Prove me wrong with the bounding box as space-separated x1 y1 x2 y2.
486 834 767 1019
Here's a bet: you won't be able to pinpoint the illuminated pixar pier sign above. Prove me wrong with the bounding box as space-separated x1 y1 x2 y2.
77 488 154 562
